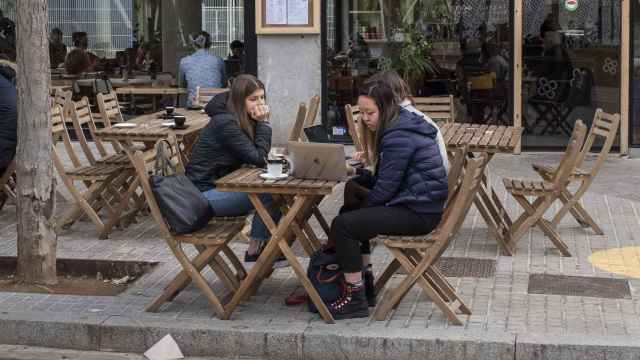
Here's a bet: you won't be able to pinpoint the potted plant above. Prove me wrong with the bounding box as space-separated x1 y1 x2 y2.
378 23 439 92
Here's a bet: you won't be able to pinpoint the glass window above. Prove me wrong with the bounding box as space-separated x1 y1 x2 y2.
202 0 244 59
323 0 512 139
0 0 133 58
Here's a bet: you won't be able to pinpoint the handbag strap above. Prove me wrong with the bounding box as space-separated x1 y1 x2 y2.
154 139 177 176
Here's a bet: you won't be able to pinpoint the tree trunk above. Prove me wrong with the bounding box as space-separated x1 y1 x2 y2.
15 0 57 285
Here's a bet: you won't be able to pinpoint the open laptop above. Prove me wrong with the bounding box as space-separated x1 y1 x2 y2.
287 141 348 181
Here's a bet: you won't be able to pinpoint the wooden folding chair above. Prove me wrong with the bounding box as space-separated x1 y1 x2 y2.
503 120 588 256
413 95 455 125
345 104 375 166
0 159 16 211
96 91 127 152
372 154 488 324
130 138 246 319
531 110 620 235
287 102 308 142
304 95 320 127
69 97 130 166
195 86 227 108
51 105 134 238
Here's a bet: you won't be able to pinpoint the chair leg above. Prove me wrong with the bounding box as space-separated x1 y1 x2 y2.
374 247 466 325
553 186 603 235
221 245 246 281
145 245 225 313
374 258 400 294
407 249 471 315
535 218 572 257
511 194 571 256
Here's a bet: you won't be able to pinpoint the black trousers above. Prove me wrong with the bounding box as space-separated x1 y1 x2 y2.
330 205 441 273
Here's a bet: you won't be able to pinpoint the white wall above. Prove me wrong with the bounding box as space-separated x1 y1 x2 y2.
257 34 322 145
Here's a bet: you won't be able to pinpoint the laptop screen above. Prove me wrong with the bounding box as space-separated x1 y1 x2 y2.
303 125 331 143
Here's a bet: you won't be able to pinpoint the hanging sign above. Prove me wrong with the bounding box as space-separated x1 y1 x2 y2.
564 0 578 12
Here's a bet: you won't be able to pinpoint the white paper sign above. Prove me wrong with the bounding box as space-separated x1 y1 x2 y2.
144 334 184 360
287 0 309 25
266 0 287 25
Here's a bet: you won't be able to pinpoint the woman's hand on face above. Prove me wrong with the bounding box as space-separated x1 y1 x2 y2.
250 104 270 122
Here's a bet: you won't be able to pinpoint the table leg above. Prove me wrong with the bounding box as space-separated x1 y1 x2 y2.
224 195 335 323
470 153 515 255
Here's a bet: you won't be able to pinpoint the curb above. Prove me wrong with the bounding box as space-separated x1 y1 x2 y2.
0 311 639 359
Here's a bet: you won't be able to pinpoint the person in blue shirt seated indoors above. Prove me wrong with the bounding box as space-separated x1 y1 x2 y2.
327 80 448 320
185 74 286 267
179 31 226 108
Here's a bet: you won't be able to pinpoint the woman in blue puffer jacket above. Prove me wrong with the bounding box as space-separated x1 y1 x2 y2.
327 80 448 320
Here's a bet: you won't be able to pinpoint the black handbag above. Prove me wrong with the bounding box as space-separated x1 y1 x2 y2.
150 139 213 234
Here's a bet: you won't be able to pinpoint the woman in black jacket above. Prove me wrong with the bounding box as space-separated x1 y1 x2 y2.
186 74 282 265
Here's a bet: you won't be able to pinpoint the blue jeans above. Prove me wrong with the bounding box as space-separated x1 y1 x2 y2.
202 189 282 243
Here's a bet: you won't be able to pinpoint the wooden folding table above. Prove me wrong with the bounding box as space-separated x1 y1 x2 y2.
215 168 339 323
441 123 523 255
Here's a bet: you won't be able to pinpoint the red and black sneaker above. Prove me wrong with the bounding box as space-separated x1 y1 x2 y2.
329 281 369 320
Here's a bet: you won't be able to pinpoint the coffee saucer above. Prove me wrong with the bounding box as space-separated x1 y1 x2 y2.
260 173 288 180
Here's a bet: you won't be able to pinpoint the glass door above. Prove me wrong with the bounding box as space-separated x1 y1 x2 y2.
632 0 640 146
521 0 622 149
323 0 513 140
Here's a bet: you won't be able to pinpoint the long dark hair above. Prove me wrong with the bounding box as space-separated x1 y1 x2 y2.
227 74 266 141
358 80 399 167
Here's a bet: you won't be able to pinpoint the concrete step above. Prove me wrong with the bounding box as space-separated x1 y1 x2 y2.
0 345 260 360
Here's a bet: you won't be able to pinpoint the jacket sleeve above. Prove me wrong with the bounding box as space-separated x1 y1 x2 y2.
217 118 271 167
365 133 415 207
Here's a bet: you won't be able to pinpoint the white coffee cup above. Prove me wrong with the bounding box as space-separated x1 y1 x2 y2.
267 159 285 177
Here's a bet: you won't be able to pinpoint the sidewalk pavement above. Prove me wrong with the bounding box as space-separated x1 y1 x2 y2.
0 152 640 359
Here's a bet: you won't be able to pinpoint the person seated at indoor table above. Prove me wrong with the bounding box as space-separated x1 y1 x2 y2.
49 28 67 69
326 80 448 320
68 32 99 71
185 74 285 267
179 31 226 108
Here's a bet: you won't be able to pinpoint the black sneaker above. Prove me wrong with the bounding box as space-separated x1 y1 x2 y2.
363 270 376 307
244 248 289 268
329 282 369 320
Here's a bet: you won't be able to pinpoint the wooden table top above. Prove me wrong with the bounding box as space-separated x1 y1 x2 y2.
215 168 339 196
441 123 522 153
94 109 209 142
115 86 187 95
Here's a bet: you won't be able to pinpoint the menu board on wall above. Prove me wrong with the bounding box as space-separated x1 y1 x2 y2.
256 0 320 34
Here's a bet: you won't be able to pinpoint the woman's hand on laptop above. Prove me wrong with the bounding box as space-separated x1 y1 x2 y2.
353 151 366 163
